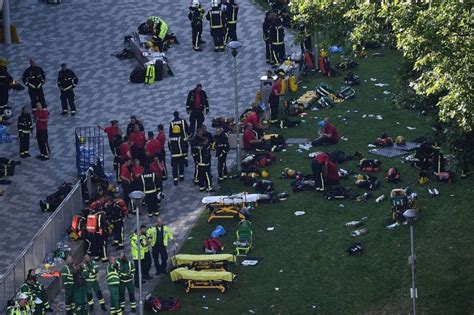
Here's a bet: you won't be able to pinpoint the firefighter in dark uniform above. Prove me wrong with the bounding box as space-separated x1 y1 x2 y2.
188 0 205 51
57 63 79 116
269 15 285 65
107 198 125 250
214 127 229 182
22 58 46 111
0 58 13 121
168 123 188 186
192 128 214 192
206 0 226 52
90 207 108 262
186 84 209 137
225 0 239 42
262 11 274 64
17 106 33 158
169 111 190 140
138 167 162 217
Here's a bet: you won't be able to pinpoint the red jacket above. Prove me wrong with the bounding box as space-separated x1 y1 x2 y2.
156 132 166 151
325 161 340 183
35 109 49 131
145 138 162 156
119 142 131 161
104 126 119 142
149 161 164 178
243 129 257 151
324 123 339 143
130 131 146 149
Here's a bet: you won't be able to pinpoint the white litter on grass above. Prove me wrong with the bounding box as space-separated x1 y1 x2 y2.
407 126 417 130
249 310 256 314
341 136 349 141
299 143 312 151
282 149 287 152
287 144 293 146
302 86 307 89
216 298 221 301
312 107 319 111
376 115 383 120
374 83 389 87
317 230 324 233
266 227 275 231
368 144 376 148
383 90 391 95
279 270 283 272
368 114 374 118
203 306 209 310
370 78 377 81
187 236 194 240
275 288 280 291
294 211 306 216
301 120 306 123
202 295 207 299
374 98 378 100
311 305 317 309
339 204 345 208
362 114 367 118
396 122 400 125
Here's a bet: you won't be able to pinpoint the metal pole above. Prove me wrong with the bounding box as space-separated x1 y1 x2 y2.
136 204 143 315
233 54 241 174
410 225 417 315
2 0 12 45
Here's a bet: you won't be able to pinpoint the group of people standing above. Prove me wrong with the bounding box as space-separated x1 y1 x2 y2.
188 0 239 52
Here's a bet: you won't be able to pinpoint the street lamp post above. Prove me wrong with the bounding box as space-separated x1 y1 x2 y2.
227 41 242 174
2 0 12 45
403 209 418 315
129 190 145 315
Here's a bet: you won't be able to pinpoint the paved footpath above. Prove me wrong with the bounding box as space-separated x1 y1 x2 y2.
0 0 294 310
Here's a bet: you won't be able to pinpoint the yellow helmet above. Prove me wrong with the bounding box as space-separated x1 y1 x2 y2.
395 136 405 145
320 50 328 58
0 57 8 67
171 125 181 134
261 169 270 178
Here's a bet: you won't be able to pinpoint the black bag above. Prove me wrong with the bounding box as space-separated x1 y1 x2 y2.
324 185 352 200
252 179 274 194
329 150 352 164
347 243 363 256
279 118 300 129
130 66 145 84
337 86 355 100
343 72 360 86
138 22 151 35
155 60 164 81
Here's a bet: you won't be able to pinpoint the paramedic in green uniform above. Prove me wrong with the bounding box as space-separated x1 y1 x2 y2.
83 254 107 312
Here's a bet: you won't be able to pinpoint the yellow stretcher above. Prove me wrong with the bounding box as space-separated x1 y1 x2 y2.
171 254 236 271
170 267 236 293
202 193 261 223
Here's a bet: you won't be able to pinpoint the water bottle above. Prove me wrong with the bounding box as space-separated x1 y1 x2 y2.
344 221 364 227
375 195 385 203
351 228 369 237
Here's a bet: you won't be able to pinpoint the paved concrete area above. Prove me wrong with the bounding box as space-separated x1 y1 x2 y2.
0 0 294 308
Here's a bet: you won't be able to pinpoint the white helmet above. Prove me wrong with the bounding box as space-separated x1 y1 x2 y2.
192 0 200 6
17 293 28 300
211 0 219 7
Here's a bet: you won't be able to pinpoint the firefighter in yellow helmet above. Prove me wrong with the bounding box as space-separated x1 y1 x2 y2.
168 112 189 186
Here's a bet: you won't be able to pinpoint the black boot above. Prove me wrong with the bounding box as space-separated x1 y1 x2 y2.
101 304 107 311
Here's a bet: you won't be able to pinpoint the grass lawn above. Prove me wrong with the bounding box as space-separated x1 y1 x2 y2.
151 50 474 314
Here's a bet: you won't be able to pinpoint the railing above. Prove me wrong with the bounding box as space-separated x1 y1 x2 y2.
0 172 90 312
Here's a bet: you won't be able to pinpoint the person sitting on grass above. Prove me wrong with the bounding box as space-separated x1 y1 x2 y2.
243 123 269 151
311 118 339 146
311 152 340 191
242 108 268 137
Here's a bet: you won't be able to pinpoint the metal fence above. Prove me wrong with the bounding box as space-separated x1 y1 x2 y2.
0 172 90 313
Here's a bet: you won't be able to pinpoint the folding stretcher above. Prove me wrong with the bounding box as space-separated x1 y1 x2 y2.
170 267 236 293
234 220 253 256
171 254 236 271
202 193 262 223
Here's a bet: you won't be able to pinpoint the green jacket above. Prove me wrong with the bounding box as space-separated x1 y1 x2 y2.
130 233 147 260
106 263 120 286
61 264 74 286
8 303 31 315
83 260 99 283
118 258 135 283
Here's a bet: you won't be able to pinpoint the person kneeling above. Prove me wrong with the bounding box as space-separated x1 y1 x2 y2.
311 152 339 191
243 123 270 152
312 118 339 146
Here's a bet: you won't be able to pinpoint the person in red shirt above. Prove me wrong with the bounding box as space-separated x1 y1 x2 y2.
242 108 267 136
129 124 146 164
119 137 132 162
131 158 144 189
99 120 119 154
34 102 50 160
156 124 167 179
120 159 133 209
149 156 165 179
268 73 282 121
311 152 329 191
145 131 162 162
243 123 268 151
324 160 340 185
312 118 339 146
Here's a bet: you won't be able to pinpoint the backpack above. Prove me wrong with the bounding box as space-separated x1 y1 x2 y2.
86 214 98 233
130 66 145 84
386 167 400 183
324 185 352 200
138 22 151 35
145 297 162 312
317 95 334 108
203 238 223 254
343 72 360 86
336 86 355 100
347 243 363 256
355 174 380 190
160 297 181 311
359 159 382 172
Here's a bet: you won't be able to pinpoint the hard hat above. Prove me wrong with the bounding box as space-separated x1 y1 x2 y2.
318 120 326 128
395 136 405 145
0 57 8 67
192 0 200 5
261 169 269 178
320 51 328 58
17 293 28 300
171 125 181 134
211 0 219 7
